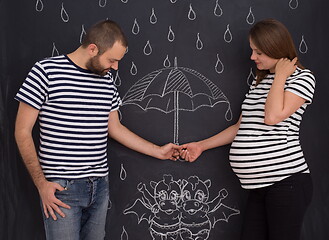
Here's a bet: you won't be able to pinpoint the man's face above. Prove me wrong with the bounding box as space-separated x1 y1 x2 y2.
86 41 127 76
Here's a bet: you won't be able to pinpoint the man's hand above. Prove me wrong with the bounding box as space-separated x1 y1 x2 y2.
179 142 204 162
158 143 182 161
38 180 71 220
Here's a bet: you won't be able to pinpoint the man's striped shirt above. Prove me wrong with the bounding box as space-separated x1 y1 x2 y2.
15 55 121 179
229 67 315 189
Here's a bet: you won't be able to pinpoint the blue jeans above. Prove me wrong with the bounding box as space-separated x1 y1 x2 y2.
42 176 109 240
241 173 313 240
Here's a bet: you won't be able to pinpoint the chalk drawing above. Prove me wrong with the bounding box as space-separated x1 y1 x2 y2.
299 35 308 54
99 0 107 8
214 0 223 17
122 57 232 145
52 42 59 57
35 0 44 12
130 62 138 76
114 70 122 87
196 33 203 50
289 0 299 9
188 4 197 20
168 26 175 42
215 54 224 74
150 8 157 24
247 67 256 86
120 163 127 180
143 40 153 55
132 18 140 35
79 24 86 44
60 3 69 23
246 7 255 25
224 24 233 43
163 55 171 68
124 174 240 240
121 226 128 240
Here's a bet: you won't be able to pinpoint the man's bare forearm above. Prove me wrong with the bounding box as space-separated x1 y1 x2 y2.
15 130 47 189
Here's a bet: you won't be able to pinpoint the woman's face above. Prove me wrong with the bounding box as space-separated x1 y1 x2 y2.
249 39 278 73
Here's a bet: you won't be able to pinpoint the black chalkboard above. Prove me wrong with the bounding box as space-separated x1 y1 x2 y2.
1 0 328 239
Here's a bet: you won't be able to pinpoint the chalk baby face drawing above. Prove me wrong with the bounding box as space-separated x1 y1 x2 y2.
123 174 240 240
180 176 212 239
124 174 182 239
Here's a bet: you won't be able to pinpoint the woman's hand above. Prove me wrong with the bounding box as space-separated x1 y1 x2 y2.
275 57 298 79
180 142 204 162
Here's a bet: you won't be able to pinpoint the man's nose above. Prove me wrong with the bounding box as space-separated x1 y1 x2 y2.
111 62 118 71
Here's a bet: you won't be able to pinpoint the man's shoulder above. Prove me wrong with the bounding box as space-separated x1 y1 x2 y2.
38 55 68 66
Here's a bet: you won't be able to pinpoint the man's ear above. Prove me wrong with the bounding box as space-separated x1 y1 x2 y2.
87 44 99 57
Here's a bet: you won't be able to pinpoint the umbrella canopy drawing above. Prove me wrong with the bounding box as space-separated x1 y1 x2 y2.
122 62 232 144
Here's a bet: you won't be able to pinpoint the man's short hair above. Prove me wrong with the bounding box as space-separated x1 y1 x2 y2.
82 20 128 54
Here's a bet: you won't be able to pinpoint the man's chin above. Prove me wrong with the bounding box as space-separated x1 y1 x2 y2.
100 70 110 76
92 70 108 76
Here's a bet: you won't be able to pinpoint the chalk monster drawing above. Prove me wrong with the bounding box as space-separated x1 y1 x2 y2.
122 58 232 145
124 174 240 240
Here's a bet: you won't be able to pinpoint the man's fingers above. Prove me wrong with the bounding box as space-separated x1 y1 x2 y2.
43 203 49 219
54 198 71 209
51 203 66 218
47 205 57 221
172 144 182 150
54 183 65 191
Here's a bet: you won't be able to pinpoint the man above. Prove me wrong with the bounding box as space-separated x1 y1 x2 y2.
14 20 180 240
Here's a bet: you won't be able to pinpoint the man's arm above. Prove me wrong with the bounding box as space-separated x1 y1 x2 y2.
108 110 181 160
15 102 70 220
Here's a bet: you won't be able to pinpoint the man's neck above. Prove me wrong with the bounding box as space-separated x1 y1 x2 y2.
67 46 89 70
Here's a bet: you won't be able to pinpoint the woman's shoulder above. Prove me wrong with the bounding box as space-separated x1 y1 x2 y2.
292 67 315 79
287 67 316 90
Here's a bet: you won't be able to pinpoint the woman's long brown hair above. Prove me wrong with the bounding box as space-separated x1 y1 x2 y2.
249 19 304 85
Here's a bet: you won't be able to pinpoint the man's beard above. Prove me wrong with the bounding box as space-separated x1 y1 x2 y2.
86 55 109 76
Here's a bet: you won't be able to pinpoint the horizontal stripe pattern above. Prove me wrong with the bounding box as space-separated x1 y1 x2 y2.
15 55 121 179
230 68 315 189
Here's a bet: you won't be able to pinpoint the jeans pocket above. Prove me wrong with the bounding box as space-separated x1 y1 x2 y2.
49 179 69 189
49 179 75 199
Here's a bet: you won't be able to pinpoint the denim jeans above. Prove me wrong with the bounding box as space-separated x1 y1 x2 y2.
241 173 313 240
42 176 109 240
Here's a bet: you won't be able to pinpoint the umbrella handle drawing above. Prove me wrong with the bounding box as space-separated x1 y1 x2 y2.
173 91 179 145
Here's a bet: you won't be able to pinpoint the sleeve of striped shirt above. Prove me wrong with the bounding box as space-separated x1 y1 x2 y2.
15 62 49 110
110 86 122 112
285 70 315 104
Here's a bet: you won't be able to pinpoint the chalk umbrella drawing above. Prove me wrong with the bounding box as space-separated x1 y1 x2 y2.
122 58 232 144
